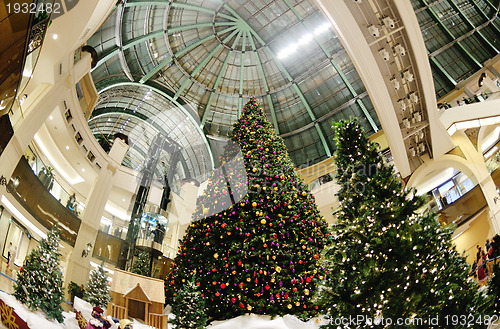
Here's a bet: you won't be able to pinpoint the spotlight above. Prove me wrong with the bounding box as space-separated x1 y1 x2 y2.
368 25 380 37
382 16 395 28
402 70 414 82
408 91 418 104
379 48 390 61
390 77 400 90
397 99 407 111
393 43 406 56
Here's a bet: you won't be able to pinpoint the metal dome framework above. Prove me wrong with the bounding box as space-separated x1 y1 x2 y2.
88 0 380 168
87 0 499 174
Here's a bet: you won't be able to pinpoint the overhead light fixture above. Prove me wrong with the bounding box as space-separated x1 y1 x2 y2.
413 112 422 123
382 16 395 29
393 43 406 56
368 25 380 37
53 34 58 40
397 99 407 111
66 146 69 150
378 48 390 61
390 77 400 90
402 70 414 82
408 91 418 104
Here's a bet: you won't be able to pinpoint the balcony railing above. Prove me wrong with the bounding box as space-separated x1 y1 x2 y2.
9 156 81 246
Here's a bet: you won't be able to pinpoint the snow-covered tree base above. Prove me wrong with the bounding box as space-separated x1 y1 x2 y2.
206 314 324 329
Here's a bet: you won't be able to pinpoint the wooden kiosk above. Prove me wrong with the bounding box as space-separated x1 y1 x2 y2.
108 269 166 329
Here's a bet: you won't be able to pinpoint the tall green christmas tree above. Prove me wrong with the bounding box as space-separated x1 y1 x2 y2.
166 97 329 320
14 225 65 323
171 277 208 329
84 261 112 308
318 119 485 328
131 250 151 277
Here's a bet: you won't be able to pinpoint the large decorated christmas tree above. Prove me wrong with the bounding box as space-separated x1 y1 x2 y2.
166 97 329 320
14 225 65 323
318 119 485 328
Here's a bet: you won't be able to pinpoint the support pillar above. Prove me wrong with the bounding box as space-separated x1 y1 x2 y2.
0 81 67 188
453 132 500 233
64 138 128 286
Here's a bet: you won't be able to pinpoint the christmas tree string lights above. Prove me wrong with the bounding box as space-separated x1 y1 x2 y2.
317 119 488 328
14 225 65 323
166 97 329 320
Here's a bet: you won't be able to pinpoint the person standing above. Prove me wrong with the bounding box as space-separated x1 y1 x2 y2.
6 242 13 266
7 246 16 271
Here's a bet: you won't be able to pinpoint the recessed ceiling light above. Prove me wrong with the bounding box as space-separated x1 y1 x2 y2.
81 168 85 172
53 34 58 40
49 115 53 120
122 198 126 202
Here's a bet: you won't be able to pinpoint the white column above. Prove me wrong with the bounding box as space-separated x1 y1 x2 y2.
315 0 411 177
0 81 67 189
453 132 500 233
64 138 128 286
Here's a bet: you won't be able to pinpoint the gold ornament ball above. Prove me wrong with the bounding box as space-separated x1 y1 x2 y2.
287 304 292 309
247 305 253 311
260 219 266 225
252 168 257 172
276 266 281 273
252 202 257 207
214 253 219 259
304 289 310 295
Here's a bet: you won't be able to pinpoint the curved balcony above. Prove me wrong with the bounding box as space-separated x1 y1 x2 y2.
9 155 81 245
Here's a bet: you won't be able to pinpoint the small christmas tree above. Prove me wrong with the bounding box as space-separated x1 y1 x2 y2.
318 119 485 327
84 261 112 308
166 97 329 320
14 225 65 323
130 250 151 277
171 277 208 329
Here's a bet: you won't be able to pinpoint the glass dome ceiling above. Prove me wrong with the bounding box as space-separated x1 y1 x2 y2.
87 0 381 170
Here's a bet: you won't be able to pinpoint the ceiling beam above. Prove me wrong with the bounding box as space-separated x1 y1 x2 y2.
447 0 499 53
247 33 280 134
139 25 237 84
173 29 239 100
200 32 243 127
282 0 378 132
97 81 215 168
219 4 331 156
94 22 235 70
420 0 482 69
